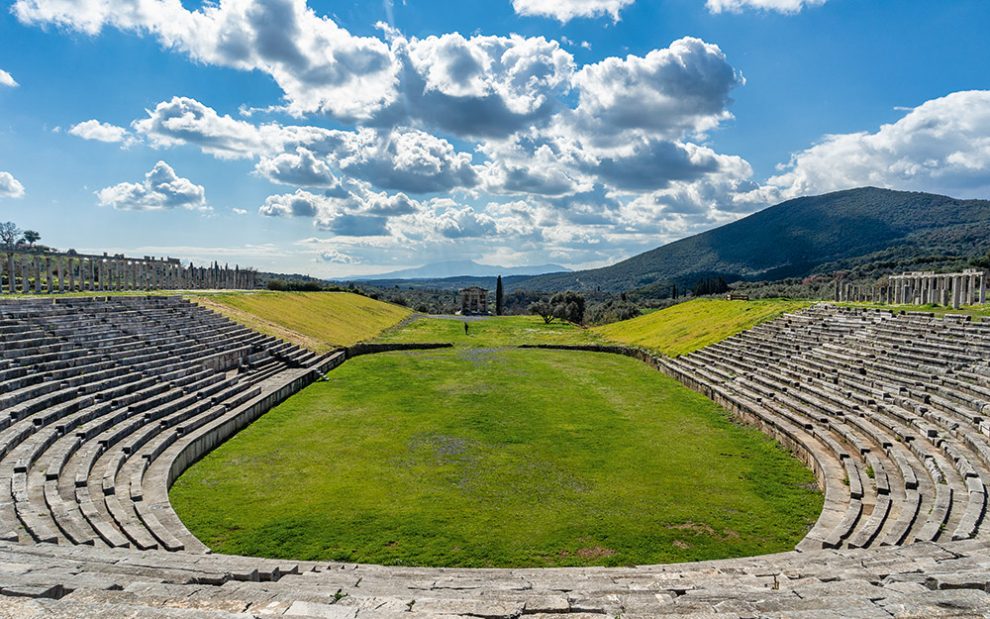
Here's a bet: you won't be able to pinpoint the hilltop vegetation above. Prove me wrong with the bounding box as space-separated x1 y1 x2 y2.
522 188 990 294
171 348 821 567
191 291 411 352
595 298 812 357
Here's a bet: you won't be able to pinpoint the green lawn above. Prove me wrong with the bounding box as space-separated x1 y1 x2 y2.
170 348 822 568
376 314 602 348
190 291 412 352
594 298 813 357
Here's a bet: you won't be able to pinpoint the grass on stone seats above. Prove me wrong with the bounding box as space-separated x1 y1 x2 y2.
170 348 823 568
190 291 412 353
375 314 601 348
838 301 990 319
593 298 813 357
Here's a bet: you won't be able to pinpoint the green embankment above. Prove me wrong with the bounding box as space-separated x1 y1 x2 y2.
170 348 822 568
594 298 813 357
190 291 412 353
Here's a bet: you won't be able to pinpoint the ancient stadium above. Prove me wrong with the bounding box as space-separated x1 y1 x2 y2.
4 1 990 616
0 277 987 617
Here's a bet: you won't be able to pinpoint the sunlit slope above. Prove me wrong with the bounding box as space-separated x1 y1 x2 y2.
191 291 412 352
595 298 812 357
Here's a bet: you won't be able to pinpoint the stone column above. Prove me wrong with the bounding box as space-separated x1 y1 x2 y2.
19 256 29 294
5 253 13 294
980 272 987 304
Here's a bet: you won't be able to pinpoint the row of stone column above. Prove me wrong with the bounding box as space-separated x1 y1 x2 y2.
1 252 258 295
835 270 987 309
887 270 986 309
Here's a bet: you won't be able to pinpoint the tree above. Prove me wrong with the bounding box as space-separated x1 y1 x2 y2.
528 300 556 324
692 276 729 297
0 222 21 250
529 291 586 325
549 291 585 324
495 275 504 316
22 230 40 248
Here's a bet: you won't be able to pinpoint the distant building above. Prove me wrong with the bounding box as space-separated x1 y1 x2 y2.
459 286 488 314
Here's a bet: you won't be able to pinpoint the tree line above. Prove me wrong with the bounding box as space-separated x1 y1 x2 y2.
0 222 42 251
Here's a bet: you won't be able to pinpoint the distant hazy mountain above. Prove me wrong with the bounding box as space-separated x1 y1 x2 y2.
354 260 570 280
520 187 990 293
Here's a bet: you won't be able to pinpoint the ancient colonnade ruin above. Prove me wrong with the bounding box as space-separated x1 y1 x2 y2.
836 268 987 308
1 251 258 294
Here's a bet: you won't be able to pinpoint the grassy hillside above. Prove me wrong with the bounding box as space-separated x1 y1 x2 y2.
171 348 821 567
595 298 812 357
191 291 412 352
521 187 990 293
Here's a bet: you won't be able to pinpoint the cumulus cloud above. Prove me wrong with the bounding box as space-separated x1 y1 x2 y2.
324 127 479 193
256 147 341 188
757 90 990 201
96 161 209 211
0 70 17 88
0 171 25 198
13 0 398 119
320 248 355 264
133 97 482 194
511 0 635 22
69 119 134 145
379 32 575 138
706 0 826 13
259 188 403 237
572 37 743 141
134 96 276 159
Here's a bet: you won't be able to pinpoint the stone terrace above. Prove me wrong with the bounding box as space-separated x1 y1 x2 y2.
0 299 988 617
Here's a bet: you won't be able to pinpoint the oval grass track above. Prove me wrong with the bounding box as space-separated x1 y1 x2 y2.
170 348 822 568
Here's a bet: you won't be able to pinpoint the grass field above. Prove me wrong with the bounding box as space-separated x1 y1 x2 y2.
170 348 823 568
594 298 813 357
190 291 412 352
376 314 601 348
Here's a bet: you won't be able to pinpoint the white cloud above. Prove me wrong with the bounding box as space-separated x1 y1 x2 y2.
320 248 356 264
0 70 17 88
572 37 743 141
13 0 398 120
706 0 826 13
69 119 134 145
256 147 341 188
259 188 400 237
0 171 26 198
758 90 990 201
390 32 574 137
232 208 248 215
511 0 635 22
96 161 209 211
134 97 482 194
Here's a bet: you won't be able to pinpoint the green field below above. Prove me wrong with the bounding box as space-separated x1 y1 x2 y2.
191 291 412 352
376 314 601 348
170 348 822 568
594 298 813 357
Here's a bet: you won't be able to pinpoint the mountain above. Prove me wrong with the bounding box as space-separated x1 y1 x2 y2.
518 187 990 294
354 259 570 280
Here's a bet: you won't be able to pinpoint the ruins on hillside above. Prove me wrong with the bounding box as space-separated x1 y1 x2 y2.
0 250 258 294
459 286 488 314
835 268 987 308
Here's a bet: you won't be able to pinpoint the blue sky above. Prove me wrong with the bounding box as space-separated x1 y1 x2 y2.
0 0 988 277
